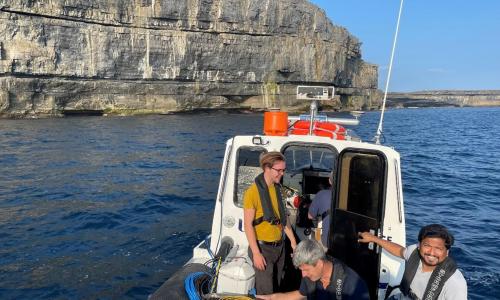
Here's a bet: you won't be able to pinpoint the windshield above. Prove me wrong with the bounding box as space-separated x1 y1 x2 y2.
283 145 336 172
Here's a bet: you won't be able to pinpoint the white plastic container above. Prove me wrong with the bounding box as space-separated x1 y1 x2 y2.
216 257 255 295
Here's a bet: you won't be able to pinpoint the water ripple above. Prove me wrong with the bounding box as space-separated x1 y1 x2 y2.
1 109 499 299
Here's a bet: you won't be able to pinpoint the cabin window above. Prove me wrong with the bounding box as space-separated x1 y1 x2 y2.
337 152 385 220
281 144 337 196
233 147 266 207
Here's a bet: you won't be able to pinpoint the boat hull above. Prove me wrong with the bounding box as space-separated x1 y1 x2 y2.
149 263 210 300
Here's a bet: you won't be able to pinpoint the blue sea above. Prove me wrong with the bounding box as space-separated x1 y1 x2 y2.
0 107 499 299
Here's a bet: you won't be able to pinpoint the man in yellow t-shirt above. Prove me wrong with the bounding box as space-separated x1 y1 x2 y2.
243 151 297 294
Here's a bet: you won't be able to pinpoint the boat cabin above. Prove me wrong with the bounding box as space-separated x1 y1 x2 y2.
198 131 406 299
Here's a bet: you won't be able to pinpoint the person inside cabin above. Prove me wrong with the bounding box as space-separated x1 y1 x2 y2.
256 239 370 300
358 224 467 300
243 151 298 294
308 172 334 248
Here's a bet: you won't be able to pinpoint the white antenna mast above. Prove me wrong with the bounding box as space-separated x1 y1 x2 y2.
374 0 404 145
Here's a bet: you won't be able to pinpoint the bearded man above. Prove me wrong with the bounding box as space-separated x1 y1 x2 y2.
358 224 467 300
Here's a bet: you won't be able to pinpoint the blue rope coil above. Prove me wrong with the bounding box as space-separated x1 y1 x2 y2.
184 272 206 300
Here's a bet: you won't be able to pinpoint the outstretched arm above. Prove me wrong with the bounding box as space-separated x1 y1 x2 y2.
283 218 297 250
257 290 305 300
358 231 405 259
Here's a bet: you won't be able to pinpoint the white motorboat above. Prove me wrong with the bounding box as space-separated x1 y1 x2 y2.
150 86 406 300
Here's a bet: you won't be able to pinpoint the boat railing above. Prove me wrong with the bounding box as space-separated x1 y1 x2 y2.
288 115 359 126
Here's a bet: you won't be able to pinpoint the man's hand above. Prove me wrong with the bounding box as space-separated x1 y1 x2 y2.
358 231 405 259
358 231 377 243
252 251 267 271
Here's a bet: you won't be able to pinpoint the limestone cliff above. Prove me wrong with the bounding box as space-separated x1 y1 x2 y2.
387 91 500 108
0 0 378 117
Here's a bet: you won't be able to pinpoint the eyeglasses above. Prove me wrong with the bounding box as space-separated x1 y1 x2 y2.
271 167 286 174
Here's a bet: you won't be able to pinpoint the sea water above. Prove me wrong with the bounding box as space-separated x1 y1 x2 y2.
0 107 499 299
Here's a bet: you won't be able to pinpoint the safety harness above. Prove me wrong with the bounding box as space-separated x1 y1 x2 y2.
252 173 286 227
331 259 346 300
398 248 458 300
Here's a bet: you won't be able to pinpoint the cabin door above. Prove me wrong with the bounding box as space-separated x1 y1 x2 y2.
329 149 386 299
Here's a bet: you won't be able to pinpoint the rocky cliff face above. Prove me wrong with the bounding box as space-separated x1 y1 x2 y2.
387 91 500 108
0 0 378 117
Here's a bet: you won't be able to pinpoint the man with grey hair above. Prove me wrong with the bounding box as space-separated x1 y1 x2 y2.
257 239 369 300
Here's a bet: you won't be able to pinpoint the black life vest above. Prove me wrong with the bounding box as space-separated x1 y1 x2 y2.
302 257 346 300
331 259 346 300
400 248 458 300
252 173 286 227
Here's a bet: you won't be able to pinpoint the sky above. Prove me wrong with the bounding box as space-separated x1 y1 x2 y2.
309 0 500 92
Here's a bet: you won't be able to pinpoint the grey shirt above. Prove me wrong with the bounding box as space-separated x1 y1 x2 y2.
401 244 468 300
308 188 332 246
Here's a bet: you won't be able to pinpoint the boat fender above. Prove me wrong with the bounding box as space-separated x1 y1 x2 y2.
148 263 211 300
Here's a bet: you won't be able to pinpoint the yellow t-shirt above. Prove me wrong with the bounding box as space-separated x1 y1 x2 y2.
243 182 283 242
